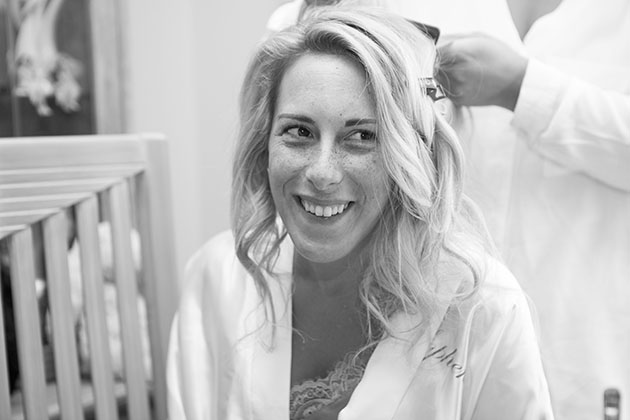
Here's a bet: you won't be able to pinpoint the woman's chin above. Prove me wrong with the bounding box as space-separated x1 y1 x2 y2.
293 243 346 264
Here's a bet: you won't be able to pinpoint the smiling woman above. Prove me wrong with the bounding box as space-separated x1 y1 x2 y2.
166 6 555 420
268 52 388 266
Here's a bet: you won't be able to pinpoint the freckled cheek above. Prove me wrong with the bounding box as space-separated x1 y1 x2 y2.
347 155 389 199
267 145 305 192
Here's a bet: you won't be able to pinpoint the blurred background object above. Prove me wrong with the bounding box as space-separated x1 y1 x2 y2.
605 389 621 420
1 0 290 284
12 0 82 117
2 0 94 135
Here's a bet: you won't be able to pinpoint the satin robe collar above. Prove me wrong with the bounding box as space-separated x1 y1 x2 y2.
248 235 462 420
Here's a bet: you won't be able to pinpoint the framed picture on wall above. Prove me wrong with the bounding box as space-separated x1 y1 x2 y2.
0 0 126 137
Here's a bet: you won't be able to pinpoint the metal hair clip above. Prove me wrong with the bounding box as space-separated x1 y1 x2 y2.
420 77 446 101
407 20 441 44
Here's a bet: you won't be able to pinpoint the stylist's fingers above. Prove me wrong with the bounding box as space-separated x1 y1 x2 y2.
435 38 465 102
436 33 458 47
435 34 487 106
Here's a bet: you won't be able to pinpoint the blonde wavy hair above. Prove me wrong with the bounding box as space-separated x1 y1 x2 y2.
232 7 491 343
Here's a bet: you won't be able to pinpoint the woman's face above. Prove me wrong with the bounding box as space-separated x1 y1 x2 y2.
268 53 389 264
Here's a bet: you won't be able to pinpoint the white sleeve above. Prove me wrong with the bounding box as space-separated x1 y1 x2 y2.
266 0 303 33
512 59 630 191
471 294 555 420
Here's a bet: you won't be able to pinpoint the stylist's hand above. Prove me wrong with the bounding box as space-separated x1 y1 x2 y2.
436 33 528 111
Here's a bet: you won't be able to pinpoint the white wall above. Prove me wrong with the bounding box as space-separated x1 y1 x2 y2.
124 0 284 282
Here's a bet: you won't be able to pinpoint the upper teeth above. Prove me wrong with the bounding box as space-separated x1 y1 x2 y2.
300 198 349 217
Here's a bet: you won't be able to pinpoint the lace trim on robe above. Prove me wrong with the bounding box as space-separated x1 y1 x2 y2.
289 350 372 420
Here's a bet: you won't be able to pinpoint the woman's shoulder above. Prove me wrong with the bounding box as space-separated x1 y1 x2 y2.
181 230 251 302
439 249 522 299
185 229 236 274
467 254 535 323
177 230 261 336
481 255 521 290
444 251 531 318
479 255 524 298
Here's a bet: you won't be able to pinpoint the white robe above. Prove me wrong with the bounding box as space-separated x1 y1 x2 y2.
167 230 553 420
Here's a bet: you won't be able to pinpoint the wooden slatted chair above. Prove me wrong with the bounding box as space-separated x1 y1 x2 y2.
0 133 178 420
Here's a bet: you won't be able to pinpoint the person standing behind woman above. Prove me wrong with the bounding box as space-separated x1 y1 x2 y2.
266 0 385 34
435 1 630 419
167 7 554 420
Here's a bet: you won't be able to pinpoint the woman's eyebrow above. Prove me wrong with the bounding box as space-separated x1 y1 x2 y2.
276 113 314 124
345 118 377 127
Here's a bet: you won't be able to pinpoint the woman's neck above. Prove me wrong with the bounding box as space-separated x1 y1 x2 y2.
292 250 367 297
290 248 370 387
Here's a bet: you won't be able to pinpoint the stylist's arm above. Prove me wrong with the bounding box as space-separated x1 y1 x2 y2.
437 33 528 110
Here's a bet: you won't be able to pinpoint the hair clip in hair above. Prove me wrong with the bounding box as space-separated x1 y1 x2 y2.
407 20 441 44
420 77 446 102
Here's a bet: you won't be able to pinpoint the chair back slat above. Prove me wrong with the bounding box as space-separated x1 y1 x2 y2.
0 194 89 213
1 227 29 241
108 182 151 420
0 210 54 228
135 159 174 420
8 228 48 420
0 134 177 420
0 179 121 199
42 212 85 420
75 197 120 420
0 136 145 171
0 164 143 185
0 270 13 416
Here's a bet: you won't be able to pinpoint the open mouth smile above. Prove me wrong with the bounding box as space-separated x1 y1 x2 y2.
299 197 352 218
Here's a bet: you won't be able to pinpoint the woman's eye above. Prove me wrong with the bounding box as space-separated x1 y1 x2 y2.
285 126 312 138
347 130 376 143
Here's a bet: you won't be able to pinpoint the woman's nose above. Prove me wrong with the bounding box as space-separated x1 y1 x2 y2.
304 143 343 191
